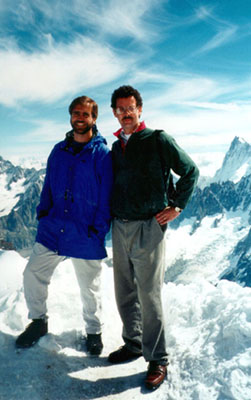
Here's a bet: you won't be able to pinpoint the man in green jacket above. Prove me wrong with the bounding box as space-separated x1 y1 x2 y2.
108 85 199 390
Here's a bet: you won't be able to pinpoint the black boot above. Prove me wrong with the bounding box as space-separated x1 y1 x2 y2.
86 333 103 356
16 319 48 348
108 345 142 364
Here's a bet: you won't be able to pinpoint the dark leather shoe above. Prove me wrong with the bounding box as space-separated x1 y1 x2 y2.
145 362 167 390
108 345 142 364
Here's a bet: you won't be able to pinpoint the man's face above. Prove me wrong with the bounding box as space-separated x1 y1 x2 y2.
113 96 142 134
70 103 96 136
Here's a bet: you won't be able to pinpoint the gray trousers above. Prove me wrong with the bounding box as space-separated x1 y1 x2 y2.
23 242 102 334
112 217 167 363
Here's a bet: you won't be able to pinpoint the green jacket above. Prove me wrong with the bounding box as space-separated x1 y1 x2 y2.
111 127 199 220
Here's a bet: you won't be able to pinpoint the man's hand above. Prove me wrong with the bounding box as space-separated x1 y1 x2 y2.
155 206 181 225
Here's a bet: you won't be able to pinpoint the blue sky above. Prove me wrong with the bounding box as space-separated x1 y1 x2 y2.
0 0 251 175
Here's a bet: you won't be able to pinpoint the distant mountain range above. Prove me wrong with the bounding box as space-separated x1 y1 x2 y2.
0 156 45 252
0 137 250 286
172 136 251 229
169 136 250 287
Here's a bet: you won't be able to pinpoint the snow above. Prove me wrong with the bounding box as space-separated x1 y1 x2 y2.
1 238 251 400
165 212 250 285
192 151 225 179
0 135 250 398
0 175 26 217
163 280 251 399
8 156 46 171
213 137 251 184
233 163 250 184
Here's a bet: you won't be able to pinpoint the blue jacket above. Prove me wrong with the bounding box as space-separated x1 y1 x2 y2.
36 128 113 259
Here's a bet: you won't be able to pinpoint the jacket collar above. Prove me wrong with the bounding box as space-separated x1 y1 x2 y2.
113 121 146 138
113 121 146 151
65 124 98 141
62 124 101 151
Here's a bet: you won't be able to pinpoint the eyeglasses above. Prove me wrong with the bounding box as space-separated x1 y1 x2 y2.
115 106 138 114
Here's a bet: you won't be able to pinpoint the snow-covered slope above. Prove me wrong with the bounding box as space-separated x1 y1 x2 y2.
0 248 251 400
0 135 251 399
0 156 45 217
0 156 28 217
169 136 251 288
0 156 45 250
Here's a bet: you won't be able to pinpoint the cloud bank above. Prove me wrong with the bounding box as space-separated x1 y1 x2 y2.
0 37 132 106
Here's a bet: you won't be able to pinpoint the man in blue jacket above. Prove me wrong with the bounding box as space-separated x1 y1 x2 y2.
16 96 113 355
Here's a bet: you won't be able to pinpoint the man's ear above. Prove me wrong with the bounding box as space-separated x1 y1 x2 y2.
113 108 117 118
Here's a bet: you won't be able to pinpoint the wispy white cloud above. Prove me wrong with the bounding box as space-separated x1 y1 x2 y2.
144 101 251 147
71 0 160 41
160 78 219 102
3 0 160 43
140 75 223 110
193 5 238 54
14 0 35 26
132 73 251 158
0 0 160 107
0 37 132 106
181 101 240 112
132 70 251 109
18 119 69 143
195 5 214 21
198 26 238 54
195 5 229 27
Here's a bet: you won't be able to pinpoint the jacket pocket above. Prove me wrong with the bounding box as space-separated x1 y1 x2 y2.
138 217 164 252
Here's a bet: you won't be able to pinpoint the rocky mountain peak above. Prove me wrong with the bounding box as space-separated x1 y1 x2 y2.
214 136 251 183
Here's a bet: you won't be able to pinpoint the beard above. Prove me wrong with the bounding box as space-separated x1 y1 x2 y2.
71 121 93 135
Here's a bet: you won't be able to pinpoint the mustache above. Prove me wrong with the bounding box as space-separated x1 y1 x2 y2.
122 116 133 121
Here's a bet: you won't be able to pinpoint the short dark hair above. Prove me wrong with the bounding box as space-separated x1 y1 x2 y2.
111 85 143 109
69 96 98 119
